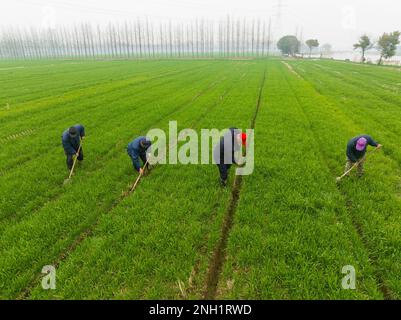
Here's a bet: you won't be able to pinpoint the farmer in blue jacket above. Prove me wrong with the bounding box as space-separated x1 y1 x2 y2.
344 135 382 177
62 124 85 170
213 128 247 187
127 136 152 175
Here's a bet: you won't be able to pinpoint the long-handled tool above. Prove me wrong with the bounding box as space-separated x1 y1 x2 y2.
130 160 149 192
64 142 83 184
336 148 380 183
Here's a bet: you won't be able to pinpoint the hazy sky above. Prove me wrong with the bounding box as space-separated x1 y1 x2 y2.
2 0 400 50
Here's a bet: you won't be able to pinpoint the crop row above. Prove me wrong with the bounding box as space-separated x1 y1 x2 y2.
27 63 265 299
0 62 211 172
292 60 401 111
218 60 381 299
289 61 401 170
288 60 401 298
0 62 230 230
0 61 210 124
0 63 220 228
0 61 252 298
285 60 401 297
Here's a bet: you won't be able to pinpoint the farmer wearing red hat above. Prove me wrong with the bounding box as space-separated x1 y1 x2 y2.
344 135 382 177
213 128 247 187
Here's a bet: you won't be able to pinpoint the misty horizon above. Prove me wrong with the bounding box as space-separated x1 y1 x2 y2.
1 0 400 51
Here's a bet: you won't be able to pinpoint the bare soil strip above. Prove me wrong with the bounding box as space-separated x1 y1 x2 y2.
282 61 301 78
0 129 35 143
0 66 25 71
203 69 266 299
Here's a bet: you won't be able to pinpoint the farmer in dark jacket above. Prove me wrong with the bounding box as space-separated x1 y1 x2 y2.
213 128 247 187
344 135 382 177
127 136 152 175
62 124 85 170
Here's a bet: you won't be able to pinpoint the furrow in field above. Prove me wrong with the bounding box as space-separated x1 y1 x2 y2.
281 64 391 299
20 73 236 299
203 68 266 300
0 64 225 228
292 61 401 109
0 61 145 101
0 65 170 107
289 61 401 166
0 63 208 124
217 60 381 299
4 61 202 102
281 60 401 298
320 60 401 87
0 63 236 299
125 70 254 299
0 64 209 173
26 64 262 299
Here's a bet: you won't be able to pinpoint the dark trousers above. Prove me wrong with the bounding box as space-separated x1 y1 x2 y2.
139 152 147 165
217 163 231 182
127 151 147 171
66 148 83 170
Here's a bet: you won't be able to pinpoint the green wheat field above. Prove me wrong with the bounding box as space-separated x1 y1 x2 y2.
0 58 400 299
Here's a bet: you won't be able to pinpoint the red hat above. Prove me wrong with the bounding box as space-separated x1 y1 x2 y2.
241 132 247 146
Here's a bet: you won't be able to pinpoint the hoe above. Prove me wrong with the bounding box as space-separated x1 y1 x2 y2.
63 142 83 185
336 148 380 183
130 160 149 192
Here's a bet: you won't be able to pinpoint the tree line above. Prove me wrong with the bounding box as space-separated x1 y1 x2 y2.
353 32 400 64
0 17 276 60
276 31 400 65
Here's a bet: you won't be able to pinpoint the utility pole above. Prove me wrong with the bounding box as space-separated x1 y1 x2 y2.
267 18 272 56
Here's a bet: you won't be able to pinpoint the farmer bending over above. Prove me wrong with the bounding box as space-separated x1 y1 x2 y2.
213 128 247 187
345 135 382 177
62 124 85 170
127 136 152 175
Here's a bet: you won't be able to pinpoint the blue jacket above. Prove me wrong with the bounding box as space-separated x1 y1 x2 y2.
127 136 151 171
62 124 85 155
213 128 241 165
346 135 378 162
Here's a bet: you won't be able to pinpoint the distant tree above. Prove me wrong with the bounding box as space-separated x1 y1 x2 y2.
321 43 332 56
305 39 319 57
353 35 373 62
277 35 300 56
377 31 400 65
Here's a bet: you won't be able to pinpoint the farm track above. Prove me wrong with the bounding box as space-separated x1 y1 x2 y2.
204 68 266 299
17 69 235 299
281 67 392 299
